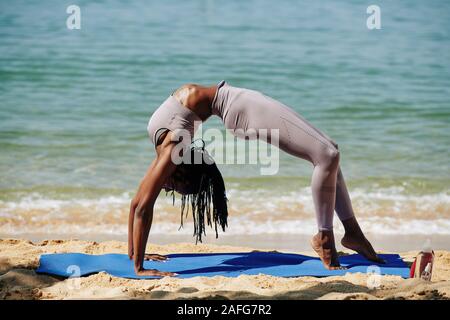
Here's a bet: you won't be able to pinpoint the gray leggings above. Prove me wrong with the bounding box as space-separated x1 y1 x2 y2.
212 82 355 231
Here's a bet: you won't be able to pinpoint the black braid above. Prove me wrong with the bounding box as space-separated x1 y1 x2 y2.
163 142 228 244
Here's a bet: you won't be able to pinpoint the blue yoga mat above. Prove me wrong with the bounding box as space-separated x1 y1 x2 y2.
36 251 410 279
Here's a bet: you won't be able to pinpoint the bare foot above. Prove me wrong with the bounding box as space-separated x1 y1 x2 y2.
341 233 385 264
135 268 177 277
144 253 169 261
310 231 346 270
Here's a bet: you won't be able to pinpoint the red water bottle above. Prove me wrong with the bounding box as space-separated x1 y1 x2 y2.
410 239 434 281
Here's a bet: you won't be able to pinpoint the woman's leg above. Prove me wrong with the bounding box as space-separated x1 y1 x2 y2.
335 167 355 221
237 88 383 266
311 147 340 231
309 143 342 270
274 114 343 269
335 167 385 263
276 115 384 265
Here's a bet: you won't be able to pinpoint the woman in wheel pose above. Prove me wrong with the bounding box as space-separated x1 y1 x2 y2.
128 80 383 277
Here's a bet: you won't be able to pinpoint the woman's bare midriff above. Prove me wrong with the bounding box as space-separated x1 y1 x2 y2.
172 84 217 121
172 84 199 108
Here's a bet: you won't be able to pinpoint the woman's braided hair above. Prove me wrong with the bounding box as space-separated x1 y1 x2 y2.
163 140 228 243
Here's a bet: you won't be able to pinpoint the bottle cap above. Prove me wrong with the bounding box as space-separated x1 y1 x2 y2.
422 239 432 253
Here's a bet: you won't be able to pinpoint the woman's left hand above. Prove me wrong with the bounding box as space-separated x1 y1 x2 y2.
144 253 169 261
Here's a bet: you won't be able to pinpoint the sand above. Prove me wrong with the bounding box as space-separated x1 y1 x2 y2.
0 238 449 300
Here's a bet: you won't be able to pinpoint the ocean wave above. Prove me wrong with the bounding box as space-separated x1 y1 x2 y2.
0 187 449 236
1 217 450 236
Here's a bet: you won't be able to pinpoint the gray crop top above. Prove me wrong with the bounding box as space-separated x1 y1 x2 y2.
147 94 202 146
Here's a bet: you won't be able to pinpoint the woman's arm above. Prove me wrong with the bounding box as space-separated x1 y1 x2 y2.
132 138 178 276
128 162 169 262
128 158 157 259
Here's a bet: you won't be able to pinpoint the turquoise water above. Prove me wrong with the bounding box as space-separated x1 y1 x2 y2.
1 1 449 238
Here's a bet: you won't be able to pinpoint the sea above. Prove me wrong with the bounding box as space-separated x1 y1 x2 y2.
1 0 449 250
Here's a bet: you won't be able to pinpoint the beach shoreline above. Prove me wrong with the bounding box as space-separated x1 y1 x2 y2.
2 233 449 253
1 238 449 300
